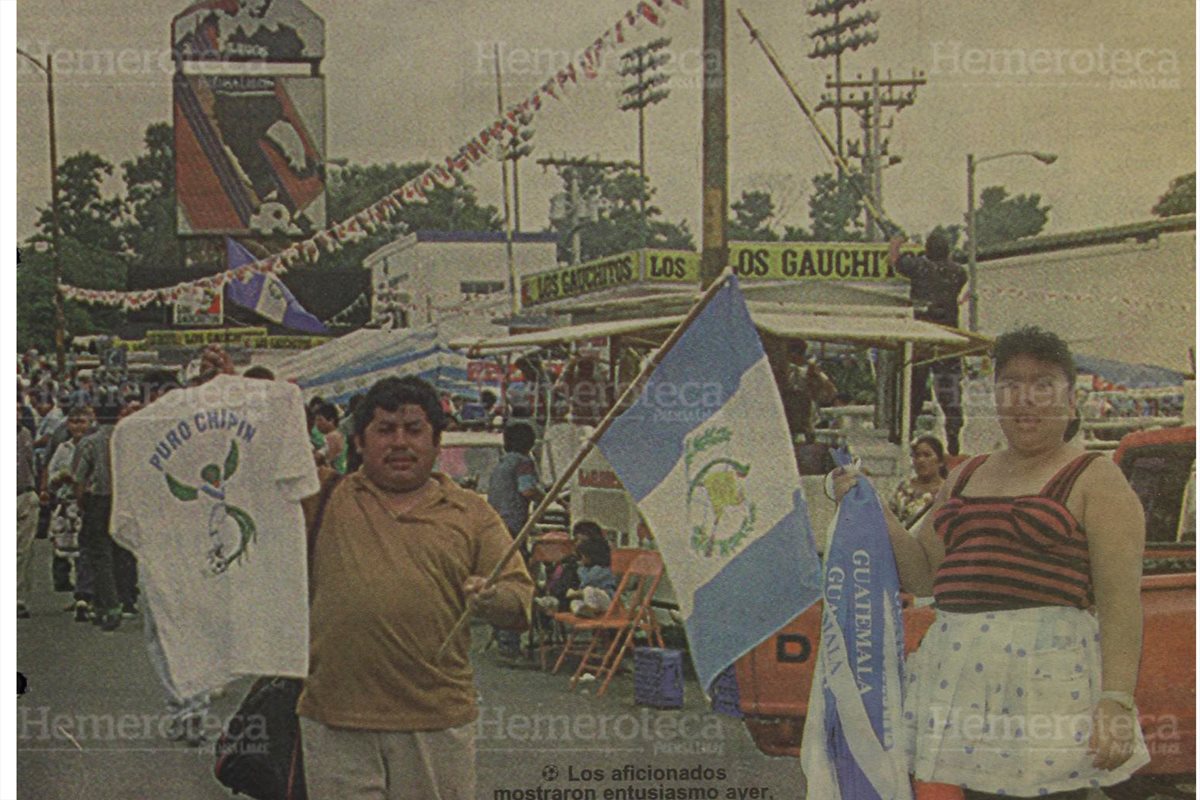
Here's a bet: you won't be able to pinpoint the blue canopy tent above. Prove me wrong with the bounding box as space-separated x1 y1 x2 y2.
277 327 474 406
1074 354 1190 389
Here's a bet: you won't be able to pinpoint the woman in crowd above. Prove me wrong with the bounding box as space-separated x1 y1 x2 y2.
311 402 346 474
888 435 949 528
833 326 1148 799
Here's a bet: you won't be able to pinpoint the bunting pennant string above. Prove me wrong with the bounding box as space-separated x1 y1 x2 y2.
58 0 691 309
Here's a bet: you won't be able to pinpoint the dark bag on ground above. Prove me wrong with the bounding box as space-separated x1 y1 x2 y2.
545 555 581 612
214 676 306 800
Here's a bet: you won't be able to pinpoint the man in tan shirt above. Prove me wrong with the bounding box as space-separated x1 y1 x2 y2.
299 376 533 799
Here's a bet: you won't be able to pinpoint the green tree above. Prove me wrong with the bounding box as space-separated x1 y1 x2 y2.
18 239 126 352
327 161 501 233
121 123 181 271
1152 172 1195 217
728 190 779 241
317 161 503 272
784 172 867 242
37 152 126 254
25 151 127 348
973 185 1050 248
551 165 693 262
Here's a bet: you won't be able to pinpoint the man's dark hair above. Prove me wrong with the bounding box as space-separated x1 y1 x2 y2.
347 393 364 413
925 230 951 261
576 534 612 568
313 401 339 424
353 377 447 444
993 326 1080 441
480 389 497 409
503 422 536 454
95 400 122 425
67 404 90 419
242 365 275 380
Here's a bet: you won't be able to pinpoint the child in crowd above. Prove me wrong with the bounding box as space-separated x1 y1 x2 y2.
565 535 616 618
43 405 91 618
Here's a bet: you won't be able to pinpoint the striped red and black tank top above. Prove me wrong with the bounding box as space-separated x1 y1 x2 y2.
932 452 1101 613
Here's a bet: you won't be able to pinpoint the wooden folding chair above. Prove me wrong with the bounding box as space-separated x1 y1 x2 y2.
552 550 665 697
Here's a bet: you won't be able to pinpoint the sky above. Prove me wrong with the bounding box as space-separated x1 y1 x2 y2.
14 0 1197 246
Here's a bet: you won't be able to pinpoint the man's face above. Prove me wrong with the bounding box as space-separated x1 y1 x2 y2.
66 415 89 442
355 404 439 494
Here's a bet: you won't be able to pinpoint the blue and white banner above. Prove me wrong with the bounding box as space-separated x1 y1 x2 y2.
224 238 328 334
597 275 823 693
801 449 911 800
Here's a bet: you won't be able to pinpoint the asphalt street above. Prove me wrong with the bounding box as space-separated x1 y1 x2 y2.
17 539 807 799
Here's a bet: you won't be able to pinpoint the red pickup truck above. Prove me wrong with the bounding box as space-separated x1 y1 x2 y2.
734 426 1196 795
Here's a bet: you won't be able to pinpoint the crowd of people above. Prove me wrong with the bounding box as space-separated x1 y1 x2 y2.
17 318 1160 799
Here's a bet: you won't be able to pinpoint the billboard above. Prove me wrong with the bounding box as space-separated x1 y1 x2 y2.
173 285 224 327
172 0 325 62
174 72 326 236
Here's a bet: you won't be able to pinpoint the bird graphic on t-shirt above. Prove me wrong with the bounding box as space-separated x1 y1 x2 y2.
165 440 257 575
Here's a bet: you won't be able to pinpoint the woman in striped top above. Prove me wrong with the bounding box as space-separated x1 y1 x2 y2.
833 327 1149 799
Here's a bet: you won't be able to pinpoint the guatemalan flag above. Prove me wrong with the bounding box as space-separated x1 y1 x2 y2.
596 275 823 693
224 238 328 334
801 449 911 800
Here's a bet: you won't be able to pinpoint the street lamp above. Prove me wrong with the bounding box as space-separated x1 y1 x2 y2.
18 48 67 376
966 150 1057 332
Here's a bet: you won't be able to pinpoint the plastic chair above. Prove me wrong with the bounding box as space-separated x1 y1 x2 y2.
553 550 666 697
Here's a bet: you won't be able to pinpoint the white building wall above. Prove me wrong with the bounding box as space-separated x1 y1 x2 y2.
977 229 1195 373
363 233 558 337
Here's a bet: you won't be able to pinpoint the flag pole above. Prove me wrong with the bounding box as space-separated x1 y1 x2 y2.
435 267 736 661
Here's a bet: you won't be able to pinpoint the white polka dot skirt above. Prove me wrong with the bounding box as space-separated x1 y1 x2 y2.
901 606 1150 796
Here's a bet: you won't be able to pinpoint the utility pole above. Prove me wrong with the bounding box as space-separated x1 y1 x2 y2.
18 49 66 375
493 44 518 315
818 67 925 239
700 0 727 289
619 37 672 251
505 111 535 234
807 0 879 180
538 156 637 265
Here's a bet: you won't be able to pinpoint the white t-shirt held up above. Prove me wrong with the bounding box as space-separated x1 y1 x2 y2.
112 376 319 697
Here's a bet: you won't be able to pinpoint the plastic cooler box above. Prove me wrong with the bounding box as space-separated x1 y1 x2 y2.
709 665 743 718
633 648 684 709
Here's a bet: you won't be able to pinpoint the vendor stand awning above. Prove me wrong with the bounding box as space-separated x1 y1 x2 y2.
450 316 686 354
453 305 989 358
